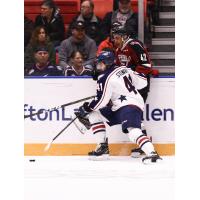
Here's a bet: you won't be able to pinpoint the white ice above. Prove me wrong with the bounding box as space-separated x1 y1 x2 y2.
25 156 174 200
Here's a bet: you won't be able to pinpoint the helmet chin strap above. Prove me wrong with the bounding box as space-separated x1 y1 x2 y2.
121 35 130 46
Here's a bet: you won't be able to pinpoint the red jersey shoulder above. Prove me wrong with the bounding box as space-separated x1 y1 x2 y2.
128 40 145 49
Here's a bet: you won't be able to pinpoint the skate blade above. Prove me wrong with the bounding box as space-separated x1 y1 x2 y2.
142 158 163 165
131 152 145 158
88 154 110 161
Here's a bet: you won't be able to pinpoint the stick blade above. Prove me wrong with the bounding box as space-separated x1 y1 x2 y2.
73 120 88 135
44 141 52 152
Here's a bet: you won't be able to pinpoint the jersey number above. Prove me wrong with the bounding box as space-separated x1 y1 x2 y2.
141 53 147 61
97 83 103 91
123 75 137 94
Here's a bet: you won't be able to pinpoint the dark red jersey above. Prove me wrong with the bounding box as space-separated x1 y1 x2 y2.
115 38 152 75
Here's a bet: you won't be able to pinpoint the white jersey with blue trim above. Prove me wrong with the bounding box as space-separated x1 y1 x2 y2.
89 66 147 112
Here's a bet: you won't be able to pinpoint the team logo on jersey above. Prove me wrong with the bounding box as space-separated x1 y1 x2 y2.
118 95 127 102
118 54 131 66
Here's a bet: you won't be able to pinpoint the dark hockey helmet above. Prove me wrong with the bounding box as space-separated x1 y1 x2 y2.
111 21 123 34
112 26 129 46
96 50 115 67
112 26 127 36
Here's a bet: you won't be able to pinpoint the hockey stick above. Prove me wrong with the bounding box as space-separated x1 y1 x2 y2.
44 116 78 152
73 120 87 135
24 95 95 119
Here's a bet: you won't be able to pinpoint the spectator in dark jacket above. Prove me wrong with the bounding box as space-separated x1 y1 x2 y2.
59 21 97 70
66 0 103 45
65 50 92 76
26 46 63 77
34 0 65 47
24 26 56 75
24 15 34 48
101 0 138 39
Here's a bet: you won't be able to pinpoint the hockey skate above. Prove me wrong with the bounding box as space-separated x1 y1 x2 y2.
142 151 162 164
88 138 109 161
131 135 152 158
131 147 145 158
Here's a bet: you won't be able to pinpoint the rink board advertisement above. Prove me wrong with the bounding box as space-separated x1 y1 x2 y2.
24 77 175 156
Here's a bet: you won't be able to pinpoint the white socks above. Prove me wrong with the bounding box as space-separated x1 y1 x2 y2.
128 128 155 155
89 111 106 143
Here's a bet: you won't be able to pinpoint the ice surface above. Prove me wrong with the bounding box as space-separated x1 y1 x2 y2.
25 156 174 200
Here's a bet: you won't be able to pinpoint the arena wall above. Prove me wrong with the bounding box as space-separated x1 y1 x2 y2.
24 77 175 156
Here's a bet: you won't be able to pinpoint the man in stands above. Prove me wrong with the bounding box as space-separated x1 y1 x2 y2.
66 0 103 45
26 46 63 76
101 0 138 40
35 0 65 47
59 21 97 70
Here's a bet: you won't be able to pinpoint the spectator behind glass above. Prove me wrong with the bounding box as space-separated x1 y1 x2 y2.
66 0 103 45
24 15 34 49
101 0 138 39
24 26 56 75
26 46 63 77
35 0 65 47
59 21 97 70
65 50 92 76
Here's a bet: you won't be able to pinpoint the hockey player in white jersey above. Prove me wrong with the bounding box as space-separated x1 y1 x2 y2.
75 51 162 164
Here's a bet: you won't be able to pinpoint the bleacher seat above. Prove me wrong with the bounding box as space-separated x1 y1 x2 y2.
93 0 113 19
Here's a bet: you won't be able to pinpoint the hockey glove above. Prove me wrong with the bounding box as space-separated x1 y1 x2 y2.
75 106 88 118
151 69 159 77
91 68 100 80
74 102 91 130
135 66 159 77
135 65 152 75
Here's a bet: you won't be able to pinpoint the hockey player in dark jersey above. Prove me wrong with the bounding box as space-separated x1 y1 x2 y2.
112 27 159 157
75 51 162 164
113 26 159 100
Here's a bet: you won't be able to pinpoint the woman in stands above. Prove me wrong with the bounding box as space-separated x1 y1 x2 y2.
65 50 92 76
24 26 56 75
35 0 65 47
